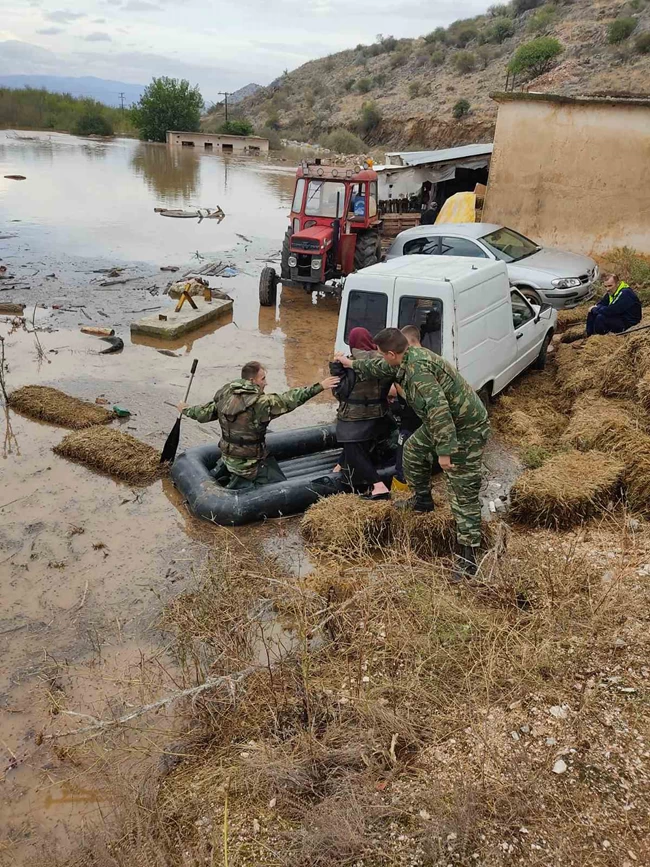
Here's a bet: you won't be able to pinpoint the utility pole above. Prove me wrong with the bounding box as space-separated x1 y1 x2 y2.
218 92 231 124
119 92 125 112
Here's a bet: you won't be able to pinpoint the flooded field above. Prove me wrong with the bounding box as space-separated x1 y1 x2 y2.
0 131 339 864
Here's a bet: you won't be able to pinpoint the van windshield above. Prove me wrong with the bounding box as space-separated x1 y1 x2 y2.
480 227 540 263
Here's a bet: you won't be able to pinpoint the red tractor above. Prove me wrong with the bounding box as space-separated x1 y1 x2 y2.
259 159 382 305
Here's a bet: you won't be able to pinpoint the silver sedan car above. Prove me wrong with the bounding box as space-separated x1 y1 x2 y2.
385 222 599 309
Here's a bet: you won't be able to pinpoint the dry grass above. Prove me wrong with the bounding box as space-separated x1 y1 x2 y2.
509 450 624 528
638 371 650 415
8 385 114 428
554 335 620 396
600 331 650 399
555 305 589 333
561 392 637 451
53 426 164 485
490 366 570 449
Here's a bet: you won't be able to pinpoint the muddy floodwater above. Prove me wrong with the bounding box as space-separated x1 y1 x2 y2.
0 131 339 864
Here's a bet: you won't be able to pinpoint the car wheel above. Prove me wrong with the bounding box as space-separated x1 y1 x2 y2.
518 286 542 306
533 331 553 371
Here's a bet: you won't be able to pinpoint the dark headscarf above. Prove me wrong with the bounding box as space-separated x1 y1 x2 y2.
348 327 376 351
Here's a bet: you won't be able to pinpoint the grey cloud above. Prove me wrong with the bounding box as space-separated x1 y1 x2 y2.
93 18 107 23
36 26 64 35
83 32 112 42
123 0 160 10
45 9 85 22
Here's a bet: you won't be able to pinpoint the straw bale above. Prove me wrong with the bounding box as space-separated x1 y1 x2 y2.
509 450 624 528
492 389 569 449
301 494 393 558
8 385 113 429
621 430 650 514
53 426 164 485
638 372 650 415
561 393 636 451
600 331 650 400
554 335 620 396
556 306 588 333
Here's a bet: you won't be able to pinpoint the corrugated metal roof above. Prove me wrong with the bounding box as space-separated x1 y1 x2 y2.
384 143 493 168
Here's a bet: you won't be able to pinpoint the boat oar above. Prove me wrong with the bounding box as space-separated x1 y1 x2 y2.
160 358 198 464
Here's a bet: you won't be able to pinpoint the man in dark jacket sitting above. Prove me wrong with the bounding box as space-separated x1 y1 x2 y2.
586 273 642 337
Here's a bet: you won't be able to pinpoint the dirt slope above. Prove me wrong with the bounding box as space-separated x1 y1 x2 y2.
242 0 650 150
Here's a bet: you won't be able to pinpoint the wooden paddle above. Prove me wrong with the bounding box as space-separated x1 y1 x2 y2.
160 358 198 464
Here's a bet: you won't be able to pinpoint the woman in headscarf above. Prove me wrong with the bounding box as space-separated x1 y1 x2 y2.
330 327 394 500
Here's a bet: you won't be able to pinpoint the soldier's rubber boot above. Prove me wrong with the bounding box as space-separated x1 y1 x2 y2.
394 491 434 512
450 545 479 583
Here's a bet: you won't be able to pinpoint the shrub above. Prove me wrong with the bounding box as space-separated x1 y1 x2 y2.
429 47 445 66
356 77 372 93
358 101 382 136
454 50 477 73
372 72 387 87
488 3 511 16
408 81 422 98
477 44 494 67
487 16 515 42
320 128 366 154
258 125 282 149
528 4 557 33
424 26 447 44
608 17 638 44
324 56 335 71
449 22 479 47
218 119 253 136
512 0 544 14
508 36 563 77
390 49 410 68
72 108 114 136
305 92 315 109
636 31 650 53
342 78 355 92
266 111 281 131
453 98 471 118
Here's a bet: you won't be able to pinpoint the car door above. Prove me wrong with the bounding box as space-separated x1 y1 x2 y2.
510 289 541 374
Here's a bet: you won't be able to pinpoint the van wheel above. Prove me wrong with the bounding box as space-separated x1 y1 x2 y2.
533 332 553 370
477 385 491 408
518 286 542 306
259 267 278 307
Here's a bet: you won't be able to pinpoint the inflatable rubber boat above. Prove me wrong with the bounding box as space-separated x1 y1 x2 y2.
171 424 395 526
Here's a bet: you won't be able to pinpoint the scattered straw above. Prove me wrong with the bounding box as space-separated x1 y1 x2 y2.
301 494 392 558
509 450 624 528
555 305 588 333
638 372 650 415
53 426 164 485
600 331 650 400
554 335 620 396
8 385 113 429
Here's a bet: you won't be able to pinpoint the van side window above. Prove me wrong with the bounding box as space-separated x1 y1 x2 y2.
403 237 440 256
344 290 388 343
440 237 488 258
511 290 535 329
398 296 443 355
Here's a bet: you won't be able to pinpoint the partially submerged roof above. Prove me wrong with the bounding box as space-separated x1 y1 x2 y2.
491 91 650 109
384 142 493 168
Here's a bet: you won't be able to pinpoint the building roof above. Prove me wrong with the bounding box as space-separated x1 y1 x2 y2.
384 143 493 168
491 91 650 109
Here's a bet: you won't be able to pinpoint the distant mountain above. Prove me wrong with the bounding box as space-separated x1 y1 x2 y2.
0 75 145 107
228 83 261 104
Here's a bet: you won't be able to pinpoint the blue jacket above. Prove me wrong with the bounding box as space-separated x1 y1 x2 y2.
594 282 642 329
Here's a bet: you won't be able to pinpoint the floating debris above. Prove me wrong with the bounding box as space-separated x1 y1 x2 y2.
54 426 164 485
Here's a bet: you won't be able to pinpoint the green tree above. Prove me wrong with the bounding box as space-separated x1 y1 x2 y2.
449 22 479 47
424 26 448 44
508 36 563 77
512 0 544 14
320 128 367 153
356 77 372 93
488 17 515 43
453 98 471 119
131 76 203 142
608 17 638 44
72 108 114 136
358 101 382 136
528 4 557 34
219 119 253 136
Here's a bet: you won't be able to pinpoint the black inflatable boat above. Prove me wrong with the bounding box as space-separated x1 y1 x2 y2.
171 424 395 525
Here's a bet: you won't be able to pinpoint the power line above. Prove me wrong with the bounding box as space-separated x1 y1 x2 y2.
119 92 125 111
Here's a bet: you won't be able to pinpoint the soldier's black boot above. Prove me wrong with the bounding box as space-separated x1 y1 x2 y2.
393 491 435 512
450 545 478 583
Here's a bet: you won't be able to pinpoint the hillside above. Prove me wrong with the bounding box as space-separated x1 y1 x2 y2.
0 74 144 108
242 0 650 151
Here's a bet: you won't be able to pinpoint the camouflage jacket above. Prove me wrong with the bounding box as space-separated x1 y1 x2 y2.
183 379 323 479
351 347 488 456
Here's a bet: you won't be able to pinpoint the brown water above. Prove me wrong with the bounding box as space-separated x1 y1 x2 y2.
0 131 339 864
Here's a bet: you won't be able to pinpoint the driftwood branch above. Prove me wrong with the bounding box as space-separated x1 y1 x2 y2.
43 663 263 741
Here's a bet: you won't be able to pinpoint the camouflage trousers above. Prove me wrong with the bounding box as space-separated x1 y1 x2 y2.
402 420 490 547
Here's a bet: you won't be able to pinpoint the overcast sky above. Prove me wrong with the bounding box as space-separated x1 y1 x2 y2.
1 0 493 101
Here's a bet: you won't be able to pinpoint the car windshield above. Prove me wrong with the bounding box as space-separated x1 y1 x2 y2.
480 227 540 263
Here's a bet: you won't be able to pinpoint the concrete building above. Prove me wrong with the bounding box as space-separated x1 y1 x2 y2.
483 92 650 255
166 130 269 155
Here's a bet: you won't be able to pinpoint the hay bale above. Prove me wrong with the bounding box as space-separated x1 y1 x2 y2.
554 336 620 396
492 392 569 449
600 331 650 400
621 430 650 515
53 426 164 485
638 372 650 415
301 494 393 557
509 450 624 528
391 506 458 558
8 385 113 429
556 306 588 334
559 325 586 345
561 393 636 451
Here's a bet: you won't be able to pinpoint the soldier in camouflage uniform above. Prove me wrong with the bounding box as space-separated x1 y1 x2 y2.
335 328 489 579
179 361 340 489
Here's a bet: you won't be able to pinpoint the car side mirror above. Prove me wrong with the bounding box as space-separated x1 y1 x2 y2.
534 301 553 324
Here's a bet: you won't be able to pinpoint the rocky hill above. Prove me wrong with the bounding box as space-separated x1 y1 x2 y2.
242 0 650 151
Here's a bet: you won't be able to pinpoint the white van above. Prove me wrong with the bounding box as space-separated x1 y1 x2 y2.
334 255 557 399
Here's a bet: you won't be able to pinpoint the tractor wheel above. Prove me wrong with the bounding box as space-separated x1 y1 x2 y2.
281 228 291 280
354 230 380 272
259 267 278 307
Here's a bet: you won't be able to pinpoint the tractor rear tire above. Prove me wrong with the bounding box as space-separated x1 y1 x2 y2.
259 267 278 307
354 230 380 272
281 228 291 280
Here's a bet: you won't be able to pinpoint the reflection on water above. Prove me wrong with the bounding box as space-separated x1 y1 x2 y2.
130 141 199 202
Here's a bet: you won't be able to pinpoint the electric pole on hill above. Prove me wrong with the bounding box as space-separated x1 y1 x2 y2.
119 92 125 112
218 92 231 124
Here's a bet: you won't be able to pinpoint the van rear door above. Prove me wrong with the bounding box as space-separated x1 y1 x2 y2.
334 273 396 353
392 277 451 363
